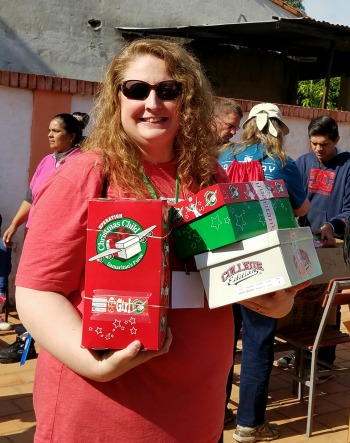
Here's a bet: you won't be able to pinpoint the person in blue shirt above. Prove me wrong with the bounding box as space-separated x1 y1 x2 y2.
219 103 309 443
219 103 309 216
296 115 350 245
278 115 350 376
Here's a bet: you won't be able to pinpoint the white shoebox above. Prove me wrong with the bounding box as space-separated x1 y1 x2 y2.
195 227 322 308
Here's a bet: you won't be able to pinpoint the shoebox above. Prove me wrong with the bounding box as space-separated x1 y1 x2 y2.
194 227 322 308
171 180 297 259
82 199 170 350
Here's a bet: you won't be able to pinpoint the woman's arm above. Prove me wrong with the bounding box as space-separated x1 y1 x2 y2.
16 287 172 382
293 198 309 217
2 200 31 245
239 280 311 318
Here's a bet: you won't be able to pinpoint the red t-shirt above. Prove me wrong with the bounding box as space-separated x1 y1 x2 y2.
16 152 233 443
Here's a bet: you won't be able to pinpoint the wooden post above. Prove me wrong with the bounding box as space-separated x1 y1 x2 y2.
321 41 335 109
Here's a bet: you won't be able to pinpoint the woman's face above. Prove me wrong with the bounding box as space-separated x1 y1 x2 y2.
119 55 181 157
48 119 75 152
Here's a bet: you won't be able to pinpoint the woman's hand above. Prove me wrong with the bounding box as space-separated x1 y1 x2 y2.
93 328 172 382
239 280 311 318
2 224 17 246
2 200 32 246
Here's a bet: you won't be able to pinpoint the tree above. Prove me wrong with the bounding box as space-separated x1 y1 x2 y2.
283 0 305 13
297 78 341 109
283 0 341 109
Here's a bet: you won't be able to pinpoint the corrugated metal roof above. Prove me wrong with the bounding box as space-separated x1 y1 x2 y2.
298 16 350 31
117 17 350 78
117 17 350 51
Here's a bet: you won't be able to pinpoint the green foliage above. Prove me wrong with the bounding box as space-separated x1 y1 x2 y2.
297 78 341 109
283 0 305 13
282 1 341 109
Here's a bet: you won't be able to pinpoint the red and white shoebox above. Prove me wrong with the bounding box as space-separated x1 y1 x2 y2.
82 199 170 350
195 227 322 308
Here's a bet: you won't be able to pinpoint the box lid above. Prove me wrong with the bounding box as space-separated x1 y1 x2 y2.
171 180 289 227
195 227 313 270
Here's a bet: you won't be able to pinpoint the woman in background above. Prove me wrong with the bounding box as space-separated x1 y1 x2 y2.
3 112 89 246
0 112 88 364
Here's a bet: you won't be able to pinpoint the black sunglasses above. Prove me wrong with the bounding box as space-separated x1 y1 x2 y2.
119 80 182 101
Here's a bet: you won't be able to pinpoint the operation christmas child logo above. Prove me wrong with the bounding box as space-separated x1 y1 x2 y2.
89 214 156 270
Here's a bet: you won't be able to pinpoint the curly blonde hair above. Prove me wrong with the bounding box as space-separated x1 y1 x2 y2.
83 38 218 197
237 118 287 165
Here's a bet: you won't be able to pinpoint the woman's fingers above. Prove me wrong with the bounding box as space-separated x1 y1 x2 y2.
97 328 173 381
3 226 15 246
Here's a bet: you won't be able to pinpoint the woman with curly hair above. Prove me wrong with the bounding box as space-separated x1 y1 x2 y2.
15 41 307 442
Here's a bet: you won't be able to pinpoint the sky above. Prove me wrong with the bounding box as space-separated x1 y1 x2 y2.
303 0 350 26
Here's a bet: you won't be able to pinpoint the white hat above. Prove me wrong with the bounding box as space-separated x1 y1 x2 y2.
243 103 289 137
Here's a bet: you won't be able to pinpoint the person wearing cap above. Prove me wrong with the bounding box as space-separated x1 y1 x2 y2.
218 103 309 443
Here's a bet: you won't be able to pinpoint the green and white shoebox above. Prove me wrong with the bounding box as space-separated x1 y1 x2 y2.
171 180 297 259
195 227 322 308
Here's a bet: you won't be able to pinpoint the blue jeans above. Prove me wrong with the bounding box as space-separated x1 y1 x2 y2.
236 304 277 427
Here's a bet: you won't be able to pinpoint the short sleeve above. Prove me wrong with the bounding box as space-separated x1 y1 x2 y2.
16 153 104 296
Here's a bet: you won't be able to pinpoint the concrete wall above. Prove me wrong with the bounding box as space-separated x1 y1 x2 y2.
0 0 297 82
0 86 32 292
0 83 94 300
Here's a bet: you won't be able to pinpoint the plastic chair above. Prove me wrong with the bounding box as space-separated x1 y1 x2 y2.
275 277 350 437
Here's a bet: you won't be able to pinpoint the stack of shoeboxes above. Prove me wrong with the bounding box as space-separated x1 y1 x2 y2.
82 199 170 350
172 180 322 308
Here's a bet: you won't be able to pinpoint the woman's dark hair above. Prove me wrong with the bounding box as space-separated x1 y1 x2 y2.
308 116 339 141
52 112 89 144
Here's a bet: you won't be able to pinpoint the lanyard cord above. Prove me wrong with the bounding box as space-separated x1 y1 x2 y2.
142 173 179 203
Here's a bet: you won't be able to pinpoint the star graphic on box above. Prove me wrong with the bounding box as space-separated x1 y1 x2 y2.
234 213 247 231
95 327 103 335
130 327 137 335
113 319 122 329
224 216 231 224
276 200 288 212
129 317 136 325
257 212 267 226
211 215 222 231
